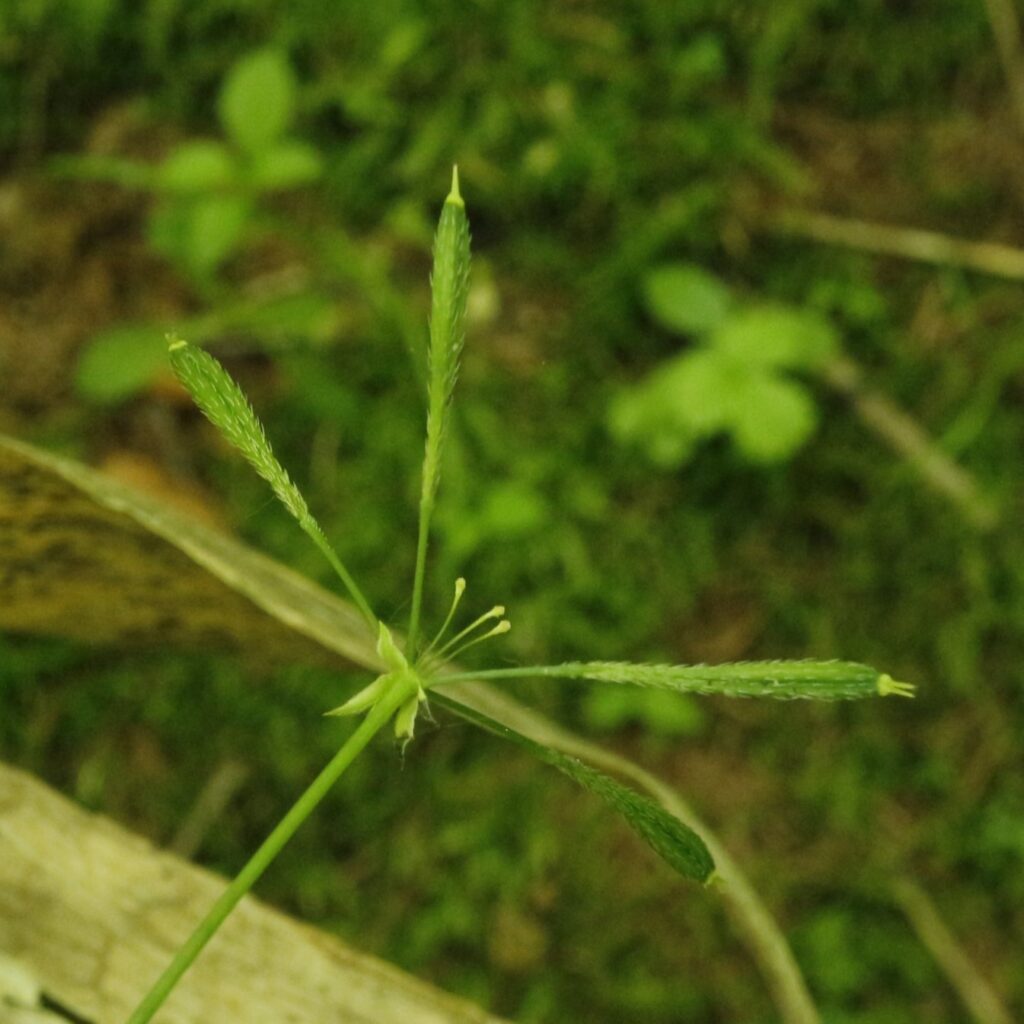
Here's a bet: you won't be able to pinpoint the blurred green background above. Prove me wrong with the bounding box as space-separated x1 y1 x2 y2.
1 2 1022 1021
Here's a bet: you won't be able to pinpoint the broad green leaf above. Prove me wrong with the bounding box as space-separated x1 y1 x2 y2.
711 305 839 370
609 349 747 466
218 49 297 153
247 141 323 190
147 197 250 280
667 350 750 431
184 196 251 277
642 263 733 335
76 327 169 403
729 374 818 463
158 141 235 193
430 693 715 885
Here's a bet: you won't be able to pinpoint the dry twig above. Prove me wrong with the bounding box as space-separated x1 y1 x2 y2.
771 209 1024 281
985 0 1024 141
892 877 1014 1024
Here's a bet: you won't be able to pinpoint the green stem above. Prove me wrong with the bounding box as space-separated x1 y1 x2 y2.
302 517 378 631
406 488 433 659
431 666 565 683
125 677 414 1024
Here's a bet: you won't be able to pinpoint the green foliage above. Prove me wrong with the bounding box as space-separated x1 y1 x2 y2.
611 264 840 466
147 48 319 282
135 183 911 1018
75 327 170 404
643 264 734 335
75 292 338 403
218 49 297 155
5 4 1006 1019
64 46 320 293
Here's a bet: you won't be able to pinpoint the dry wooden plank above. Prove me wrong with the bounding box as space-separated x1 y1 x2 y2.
0 762 506 1024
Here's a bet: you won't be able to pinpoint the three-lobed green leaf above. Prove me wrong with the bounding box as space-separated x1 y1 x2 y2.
643 263 734 335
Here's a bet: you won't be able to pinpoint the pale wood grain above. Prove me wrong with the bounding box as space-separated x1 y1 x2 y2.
0 762 505 1024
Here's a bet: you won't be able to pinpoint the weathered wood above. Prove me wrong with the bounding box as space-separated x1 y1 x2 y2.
0 762 506 1024
0 434 373 670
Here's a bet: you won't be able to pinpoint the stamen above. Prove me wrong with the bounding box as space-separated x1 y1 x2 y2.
432 605 505 661
444 619 511 661
876 674 916 698
422 577 467 658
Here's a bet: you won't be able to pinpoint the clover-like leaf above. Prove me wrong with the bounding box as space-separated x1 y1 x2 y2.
711 305 839 371
247 141 323 190
158 141 235 193
642 263 733 335
729 374 818 463
218 49 297 153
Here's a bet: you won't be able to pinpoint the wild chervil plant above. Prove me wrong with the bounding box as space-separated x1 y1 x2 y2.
127 169 914 1022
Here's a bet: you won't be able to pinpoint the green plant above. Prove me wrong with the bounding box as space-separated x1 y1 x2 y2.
610 262 840 466
72 47 328 403
150 46 322 283
126 173 912 1023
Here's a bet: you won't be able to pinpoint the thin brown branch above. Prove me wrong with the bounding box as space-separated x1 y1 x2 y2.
823 357 998 530
169 758 249 859
985 0 1024 141
770 209 1024 281
892 877 1014 1024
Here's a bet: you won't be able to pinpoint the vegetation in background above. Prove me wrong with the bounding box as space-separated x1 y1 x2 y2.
0 2 1021 1022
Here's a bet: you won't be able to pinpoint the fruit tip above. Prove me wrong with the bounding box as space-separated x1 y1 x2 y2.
447 164 464 207
877 673 916 699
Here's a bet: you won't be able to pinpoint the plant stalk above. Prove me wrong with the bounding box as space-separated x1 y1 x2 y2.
303 518 378 630
125 676 414 1024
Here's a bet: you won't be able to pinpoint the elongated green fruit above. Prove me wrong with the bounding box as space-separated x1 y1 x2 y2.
168 338 377 628
407 168 471 655
433 660 915 701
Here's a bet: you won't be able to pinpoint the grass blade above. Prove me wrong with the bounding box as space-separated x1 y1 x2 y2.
431 692 715 885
